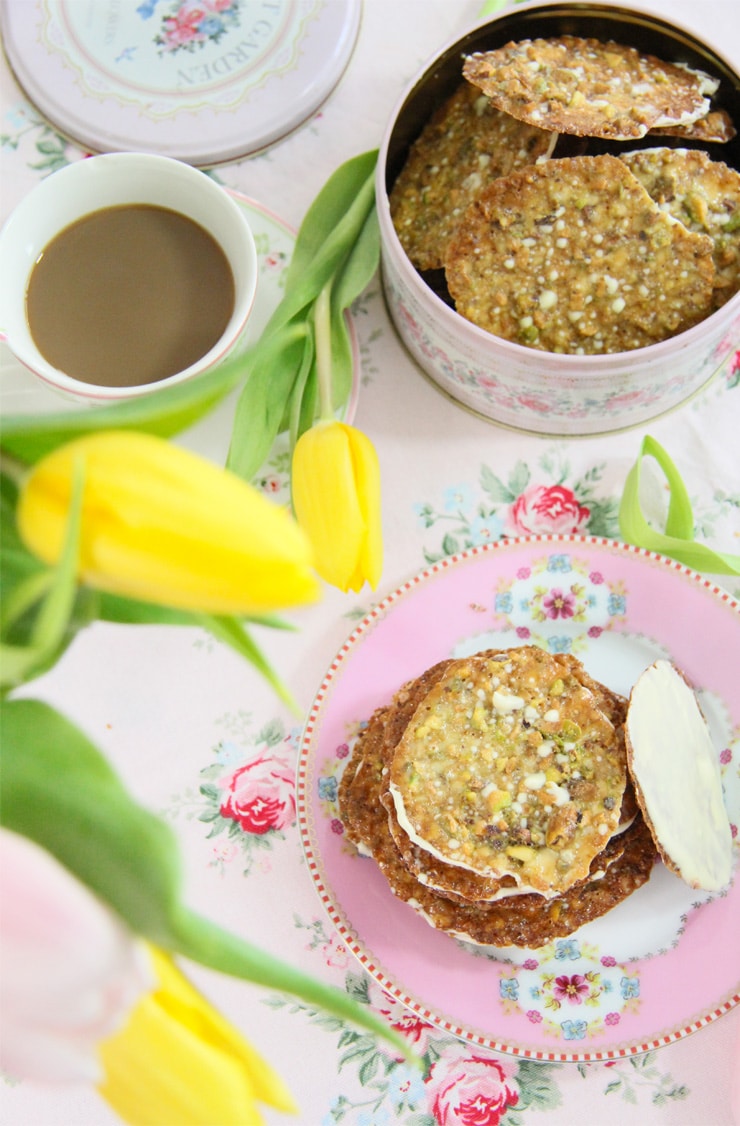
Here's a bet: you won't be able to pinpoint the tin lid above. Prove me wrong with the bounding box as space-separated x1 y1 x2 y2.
0 0 361 166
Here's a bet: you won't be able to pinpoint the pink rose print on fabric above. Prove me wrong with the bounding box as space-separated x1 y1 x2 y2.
218 753 296 834
505 484 590 536
320 932 350 971
426 1049 520 1126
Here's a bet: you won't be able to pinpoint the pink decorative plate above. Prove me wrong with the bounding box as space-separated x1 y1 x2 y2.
297 536 740 1061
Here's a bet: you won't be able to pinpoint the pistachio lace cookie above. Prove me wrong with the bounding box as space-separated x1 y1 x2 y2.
650 108 736 144
462 35 718 141
386 647 627 897
389 81 556 271
337 648 656 948
338 660 452 853
382 664 637 907
444 153 716 354
337 645 733 948
619 146 740 308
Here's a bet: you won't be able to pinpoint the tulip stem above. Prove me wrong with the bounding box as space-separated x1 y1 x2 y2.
197 613 301 717
314 282 335 422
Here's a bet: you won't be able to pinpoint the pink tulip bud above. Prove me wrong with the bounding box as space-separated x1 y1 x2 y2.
0 829 151 1083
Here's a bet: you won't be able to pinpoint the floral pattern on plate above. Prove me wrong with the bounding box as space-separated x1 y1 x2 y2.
497 938 642 1044
487 550 627 651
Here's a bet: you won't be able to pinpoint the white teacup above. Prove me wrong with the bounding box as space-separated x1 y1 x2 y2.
0 153 258 402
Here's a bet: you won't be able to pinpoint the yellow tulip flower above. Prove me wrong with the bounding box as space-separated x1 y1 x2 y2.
291 419 382 593
17 431 319 615
98 947 298 1126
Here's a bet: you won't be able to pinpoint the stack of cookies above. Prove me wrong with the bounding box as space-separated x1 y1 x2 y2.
338 647 733 948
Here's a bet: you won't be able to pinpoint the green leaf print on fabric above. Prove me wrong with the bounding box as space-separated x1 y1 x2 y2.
1 101 72 175
600 1053 690 1107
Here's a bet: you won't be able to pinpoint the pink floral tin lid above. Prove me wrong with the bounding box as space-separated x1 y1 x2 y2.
0 0 361 165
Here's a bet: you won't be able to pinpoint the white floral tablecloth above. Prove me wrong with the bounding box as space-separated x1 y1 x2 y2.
2 1 739 1124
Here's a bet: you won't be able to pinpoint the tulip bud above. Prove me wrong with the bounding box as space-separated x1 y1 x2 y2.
17 431 320 615
98 947 298 1124
0 829 297 1122
292 420 382 593
0 828 150 1084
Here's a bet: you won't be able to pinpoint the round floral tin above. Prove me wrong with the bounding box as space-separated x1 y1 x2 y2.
376 1 740 436
0 0 361 165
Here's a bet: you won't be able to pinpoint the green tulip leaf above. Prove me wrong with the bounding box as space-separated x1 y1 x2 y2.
97 592 296 637
0 471 47 615
292 360 319 448
279 324 315 447
195 613 299 715
322 207 380 419
331 205 381 315
0 697 415 1064
0 460 84 691
275 158 377 330
619 435 740 575
284 150 378 300
0 350 248 466
226 323 311 482
328 303 356 417
228 151 379 481
1 698 182 937
640 435 695 540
